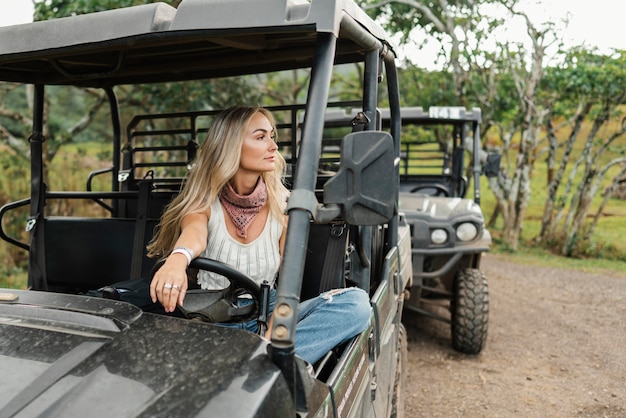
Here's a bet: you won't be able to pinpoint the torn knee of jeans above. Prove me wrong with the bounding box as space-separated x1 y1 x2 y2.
321 287 350 300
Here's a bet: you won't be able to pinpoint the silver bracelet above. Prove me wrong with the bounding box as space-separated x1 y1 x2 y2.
170 246 195 266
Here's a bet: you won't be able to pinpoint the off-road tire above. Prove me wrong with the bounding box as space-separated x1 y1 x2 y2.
451 268 489 354
390 323 407 418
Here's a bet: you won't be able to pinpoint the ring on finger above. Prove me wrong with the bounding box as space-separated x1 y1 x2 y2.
164 283 173 289
172 284 181 291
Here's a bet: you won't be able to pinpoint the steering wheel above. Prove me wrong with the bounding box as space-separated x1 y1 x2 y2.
409 184 450 197
151 257 261 324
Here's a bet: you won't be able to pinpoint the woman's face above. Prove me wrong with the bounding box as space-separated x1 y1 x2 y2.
239 112 278 174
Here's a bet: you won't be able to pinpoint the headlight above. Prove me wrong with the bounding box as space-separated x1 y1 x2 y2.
456 222 478 242
430 228 448 245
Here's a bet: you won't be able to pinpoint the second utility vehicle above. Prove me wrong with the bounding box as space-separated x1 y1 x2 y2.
322 106 498 354
396 106 498 355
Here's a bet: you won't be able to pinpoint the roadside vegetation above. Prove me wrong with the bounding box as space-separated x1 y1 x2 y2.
1 130 623 290
1 0 625 288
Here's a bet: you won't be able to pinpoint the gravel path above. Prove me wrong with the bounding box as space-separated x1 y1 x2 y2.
403 253 626 417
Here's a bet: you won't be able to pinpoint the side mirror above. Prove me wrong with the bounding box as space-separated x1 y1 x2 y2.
323 131 396 225
482 153 501 178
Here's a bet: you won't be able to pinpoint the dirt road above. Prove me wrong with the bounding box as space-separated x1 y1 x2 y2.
403 254 626 417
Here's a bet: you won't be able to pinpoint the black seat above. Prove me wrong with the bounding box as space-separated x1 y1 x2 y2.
44 217 158 293
300 223 348 301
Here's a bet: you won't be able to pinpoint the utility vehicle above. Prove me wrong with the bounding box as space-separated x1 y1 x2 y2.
0 1 411 417
396 106 497 355
323 106 499 355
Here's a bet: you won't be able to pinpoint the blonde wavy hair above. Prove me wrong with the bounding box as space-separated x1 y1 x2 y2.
147 106 288 259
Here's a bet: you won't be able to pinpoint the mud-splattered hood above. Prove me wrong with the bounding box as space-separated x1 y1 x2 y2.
399 194 484 222
398 193 491 250
0 289 292 418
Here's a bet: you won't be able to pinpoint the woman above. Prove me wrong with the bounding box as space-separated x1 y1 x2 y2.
147 106 370 365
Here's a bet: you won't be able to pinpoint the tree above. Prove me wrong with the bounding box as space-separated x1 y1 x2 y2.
539 48 626 256
364 0 626 256
362 0 559 250
493 4 562 249
362 0 508 106
396 66 457 107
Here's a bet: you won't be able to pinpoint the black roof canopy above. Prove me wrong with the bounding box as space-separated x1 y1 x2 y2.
0 0 396 87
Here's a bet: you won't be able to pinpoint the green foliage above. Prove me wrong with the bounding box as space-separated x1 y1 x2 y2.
541 228 626 261
0 264 27 289
34 0 182 20
0 148 30 283
127 79 263 117
361 0 490 42
256 70 311 106
0 150 29 198
397 67 457 107
544 48 626 115
0 84 30 140
333 64 371 103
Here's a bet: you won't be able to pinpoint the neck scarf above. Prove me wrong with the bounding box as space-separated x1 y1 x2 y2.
219 177 267 238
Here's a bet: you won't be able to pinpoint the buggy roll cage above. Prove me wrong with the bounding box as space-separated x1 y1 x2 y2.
381 106 483 204
0 0 402 391
322 106 484 203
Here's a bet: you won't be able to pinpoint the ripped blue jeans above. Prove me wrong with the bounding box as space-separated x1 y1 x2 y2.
219 287 371 365
295 287 371 364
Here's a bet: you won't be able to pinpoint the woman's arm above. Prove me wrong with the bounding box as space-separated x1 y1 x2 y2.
150 211 210 313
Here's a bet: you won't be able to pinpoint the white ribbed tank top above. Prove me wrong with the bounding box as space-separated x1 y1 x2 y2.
197 199 283 290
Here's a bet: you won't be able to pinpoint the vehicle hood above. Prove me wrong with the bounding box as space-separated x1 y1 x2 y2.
398 193 485 222
0 289 292 418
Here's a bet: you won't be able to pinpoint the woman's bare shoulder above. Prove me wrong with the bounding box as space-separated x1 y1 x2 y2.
182 210 210 227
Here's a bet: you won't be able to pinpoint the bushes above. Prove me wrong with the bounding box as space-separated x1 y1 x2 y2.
0 142 111 289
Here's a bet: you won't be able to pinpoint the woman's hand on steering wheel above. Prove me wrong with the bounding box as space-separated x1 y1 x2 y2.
150 255 189 313
150 256 261 317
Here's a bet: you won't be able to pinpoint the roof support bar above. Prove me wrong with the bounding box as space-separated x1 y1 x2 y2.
272 31 337 407
27 84 47 290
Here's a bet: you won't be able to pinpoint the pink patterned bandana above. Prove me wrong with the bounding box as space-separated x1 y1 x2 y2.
219 177 267 238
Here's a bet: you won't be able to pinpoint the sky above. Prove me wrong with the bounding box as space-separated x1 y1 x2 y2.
0 0 34 27
1 0 625 52
502 0 626 52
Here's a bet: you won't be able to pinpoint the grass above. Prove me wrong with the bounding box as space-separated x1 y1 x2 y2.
480 181 626 248
489 241 626 278
0 269 27 289
479 162 626 273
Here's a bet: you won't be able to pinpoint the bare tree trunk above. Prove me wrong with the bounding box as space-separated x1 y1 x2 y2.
485 125 513 230
563 171 594 255
539 103 590 241
539 116 558 240
554 121 599 234
505 163 532 249
589 160 626 237
560 104 626 239
498 7 554 250
560 109 626 255
486 175 508 229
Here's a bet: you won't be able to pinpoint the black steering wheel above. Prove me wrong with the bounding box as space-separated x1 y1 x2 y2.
409 184 450 197
151 257 261 324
